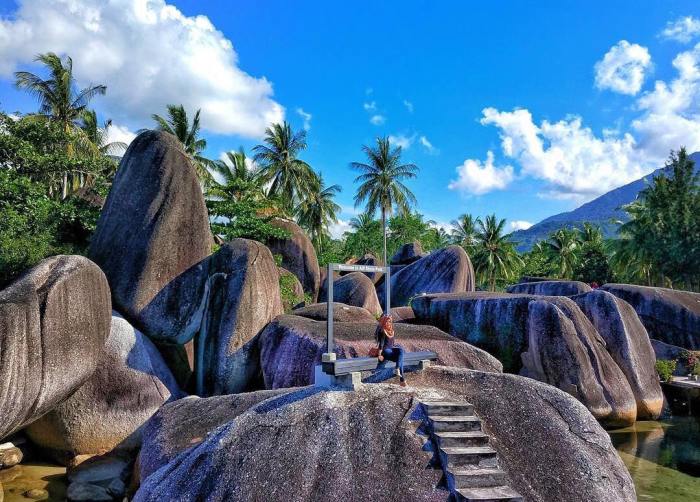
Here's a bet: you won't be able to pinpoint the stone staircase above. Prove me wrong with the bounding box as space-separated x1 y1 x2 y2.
421 401 523 502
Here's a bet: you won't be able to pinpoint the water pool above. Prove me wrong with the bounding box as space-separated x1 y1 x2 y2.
609 417 700 501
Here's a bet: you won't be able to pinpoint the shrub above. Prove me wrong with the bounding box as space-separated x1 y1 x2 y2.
655 359 677 383
692 361 700 376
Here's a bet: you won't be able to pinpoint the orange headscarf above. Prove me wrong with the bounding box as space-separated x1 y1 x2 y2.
378 314 393 335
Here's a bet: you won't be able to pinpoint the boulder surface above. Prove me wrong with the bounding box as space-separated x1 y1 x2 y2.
412 292 640 427
507 280 592 296
256 314 502 389
390 241 425 265
25 313 183 459
378 245 474 307
410 366 636 502
136 371 634 502
140 239 283 395
319 272 383 316
88 130 212 327
0 256 111 440
600 283 700 349
266 218 321 301
572 290 662 420
292 302 377 323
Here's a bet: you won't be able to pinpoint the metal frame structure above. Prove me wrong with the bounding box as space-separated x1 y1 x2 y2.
322 263 390 365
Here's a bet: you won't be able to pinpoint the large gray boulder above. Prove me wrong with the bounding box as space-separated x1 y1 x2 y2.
266 218 321 302
390 241 425 265
292 302 377 323
135 386 446 502
136 371 634 502
88 130 212 328
507 280 592 296
410 366 636 502
138 390 291 480
572 290 662 420
25 313 183 460
141 239 283 395
256 314 502 389
412 293 639 427
319 272 383 316
600 283 700 349
0 256 111 440
378 245 474 307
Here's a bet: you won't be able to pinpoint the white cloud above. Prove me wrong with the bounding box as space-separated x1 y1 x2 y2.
329 219 352 239
419 135 437 154
661 16 700 43
448 151 515 195
403 100 414 113
0 0 284 138
388 133 415 149
594 40 652 95
475 107 649 199
363 101 377 111
509 220 533 231
296 107 312 130
370 114 386 125
105 122 136 149
632 43 700 162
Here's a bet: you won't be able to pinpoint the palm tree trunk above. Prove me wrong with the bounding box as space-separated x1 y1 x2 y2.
381 208 387 267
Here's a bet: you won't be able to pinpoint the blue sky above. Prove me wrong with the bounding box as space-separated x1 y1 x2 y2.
1 1 700 235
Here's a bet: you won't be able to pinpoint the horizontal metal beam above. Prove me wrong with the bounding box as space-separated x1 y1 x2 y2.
331 263 389 273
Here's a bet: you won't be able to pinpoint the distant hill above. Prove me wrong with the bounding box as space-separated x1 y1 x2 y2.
510 151 700 252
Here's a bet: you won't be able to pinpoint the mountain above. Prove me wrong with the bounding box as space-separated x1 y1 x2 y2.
510 151 700 252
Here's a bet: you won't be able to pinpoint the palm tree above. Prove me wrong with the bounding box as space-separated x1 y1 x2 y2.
151 104 213 183
580 222 603 245
14 52 106 136
351 137 419 266
253 121 315 208
473 214 523 291
451 213 478 249
207 148 266 202
428 227 451 250
79 110 128 156
296 173 342 253
547 228 580 279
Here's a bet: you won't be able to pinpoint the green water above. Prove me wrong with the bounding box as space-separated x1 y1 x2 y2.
609 417 700 501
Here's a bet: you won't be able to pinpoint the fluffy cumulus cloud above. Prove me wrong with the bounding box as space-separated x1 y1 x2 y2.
448 151 514 195
296 108 312 130
632 43 700 159
0 0 284 137
419 135 437 153
509 220 533 231
329 219 352 239
370 114 385 125
105 122 137 149
594 40 652 95
661 16 700 43
388 133 414 149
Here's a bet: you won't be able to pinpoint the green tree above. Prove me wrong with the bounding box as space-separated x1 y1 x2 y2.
14 53 108 196
451 213 478 251
253 121 315 209
387 212 432 256
151 104 213 183
79 110 128 157
424 226 451 251
617 148 700 289
343 213 383 259
207 148 266 202
472 214 523 291
296 173 341 254
546 228 580 279
14 53 106 136
351 137 419 266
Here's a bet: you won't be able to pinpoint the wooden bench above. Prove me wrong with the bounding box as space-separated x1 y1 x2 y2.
321 350 438 376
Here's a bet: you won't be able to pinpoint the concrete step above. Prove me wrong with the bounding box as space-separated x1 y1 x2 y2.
441 446 498 468
423 401 474 417
429 416 482 432
450 468 507 489
457 486 523 502
434 431 490 448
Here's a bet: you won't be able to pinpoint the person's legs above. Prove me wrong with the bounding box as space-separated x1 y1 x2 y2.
381 347 406 383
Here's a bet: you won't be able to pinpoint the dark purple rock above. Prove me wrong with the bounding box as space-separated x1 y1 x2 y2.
507 280 592 296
